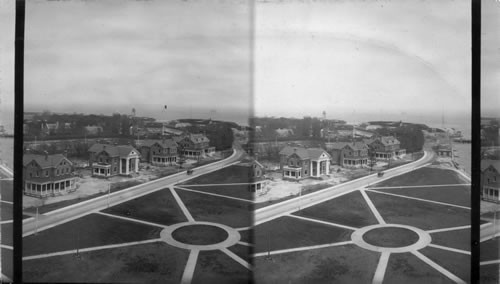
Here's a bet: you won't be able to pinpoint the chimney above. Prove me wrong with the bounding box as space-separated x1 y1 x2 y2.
63 150 68 157
44 151 49 161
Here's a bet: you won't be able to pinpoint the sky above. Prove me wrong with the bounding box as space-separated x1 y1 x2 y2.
0 0 15 132
254 0 471 127
482 0 500 117
24 0 252 125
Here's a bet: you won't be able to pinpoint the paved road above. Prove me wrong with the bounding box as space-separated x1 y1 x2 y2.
22 148 245 237
255 151 436 225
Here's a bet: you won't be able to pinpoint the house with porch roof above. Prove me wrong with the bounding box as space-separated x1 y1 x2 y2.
326 141 369 168
23 153 77 198
481 160 500 203
136 139 178 166
88 143 140 177
279 146 331 180
366 136 406 160
176 134 215 159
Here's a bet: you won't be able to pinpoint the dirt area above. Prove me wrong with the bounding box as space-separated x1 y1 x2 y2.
23 153 222 209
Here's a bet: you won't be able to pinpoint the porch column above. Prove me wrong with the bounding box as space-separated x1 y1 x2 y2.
125 158 130 175
135 157 139 173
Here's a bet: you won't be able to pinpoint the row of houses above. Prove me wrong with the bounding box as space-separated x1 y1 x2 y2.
278 136 406 180
23 133 214 198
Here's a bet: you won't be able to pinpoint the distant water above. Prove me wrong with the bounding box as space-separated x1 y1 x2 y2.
0 137 13 170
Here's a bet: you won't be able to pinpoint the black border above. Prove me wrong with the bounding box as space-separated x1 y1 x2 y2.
471 0 481 283
14 0 25 283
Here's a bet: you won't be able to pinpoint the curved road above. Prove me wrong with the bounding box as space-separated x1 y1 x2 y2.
22 148 245 237
255 151 436 225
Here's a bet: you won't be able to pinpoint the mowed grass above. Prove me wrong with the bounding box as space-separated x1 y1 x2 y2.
2 223 12 246
369 167 467 187
23 242 188 283
480 237 500 262
102 188 187 226
238 229 252 243
367 191 470 230
192 249 252 284
0 180 13 202
253 216 352 254
2 248 12 280
181 165 252 185
23 213 162 256
228 244 252 263
293 190 378 228
383 252 454 284
419 246 470 283
369 184 470 207
363 227 419 248
178 184 253 201
480 264 500 284
172 225 228 245
430 228 470 251
253 244 379 284
1 202 12 221
176 189 252 228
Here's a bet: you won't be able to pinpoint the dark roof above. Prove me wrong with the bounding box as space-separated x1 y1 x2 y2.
378 136 400 146
136 139 177 148
482 160 500 172
88 143 139 157
326 142 368 151
23 153 70 168
279 146 331 160
437 144 452 151
188 134 210 143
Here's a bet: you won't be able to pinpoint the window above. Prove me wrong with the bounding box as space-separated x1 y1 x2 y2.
56 169 59 175
45 170 49 177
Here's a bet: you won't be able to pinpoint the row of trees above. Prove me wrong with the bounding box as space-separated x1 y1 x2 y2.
373 124 425 153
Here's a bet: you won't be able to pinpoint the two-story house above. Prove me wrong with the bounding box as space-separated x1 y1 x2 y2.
366 136 406 160
23 153 77 198
176 134 215 158
136 139 178 166
279 146 331 180
88 144 140 177
326 141 369 168
481 160 500 203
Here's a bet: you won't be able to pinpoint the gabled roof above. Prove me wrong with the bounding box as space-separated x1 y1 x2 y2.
325 142 348 150
367 136 400 146
325 142 368 151
136 139 177 149
88 143 139 157
23 153 70 168
482 160 500 173
279 146 331 160
189 134 209 143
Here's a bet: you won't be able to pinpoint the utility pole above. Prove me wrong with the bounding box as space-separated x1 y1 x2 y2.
34 206 39 235
107 183 111 208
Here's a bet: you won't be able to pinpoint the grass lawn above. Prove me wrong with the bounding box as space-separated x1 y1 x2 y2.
253 244 379 284
238 229 252 243
367 191 470 230
2 223 12 246
176 189 252 228
430 228 470 251
23 213 163 256
192 249 252 284
253 216 352 254
227 244 252 263
369 184 470 207
363 227 419 247
419 246 470 282
383 252 454 284
2 248 12 279
480 264 500 284
179 184 253 201
369 167 467 187
23 242 188 283
181 165 251 185
255 183 335 210
480 237 500 262
293 190 378 228
1 202 12 221
172 225 228 245
102 188 187 226
0 180 13 202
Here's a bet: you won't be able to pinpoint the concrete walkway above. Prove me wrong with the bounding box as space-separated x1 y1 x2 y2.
175 186 254 203
427 225 470 234
221 248 252 270
180 249 199 284
428 244 470 255
252 241 353 258
412 250 466 284
366 189 471 210
372 252 390 284
95 211 167 229
360 189 386 224
368 183 470 189
169 187 194 222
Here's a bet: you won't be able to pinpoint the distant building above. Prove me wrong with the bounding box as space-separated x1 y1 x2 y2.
88 144 140 177
366 136 406 160
275 128 294 138
84 125 103 135
436 144 453 157
136 139 178 166
279 146 331 180
326 141 369 168
481 160 500 203
176 134 215 158
23 153 77 198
